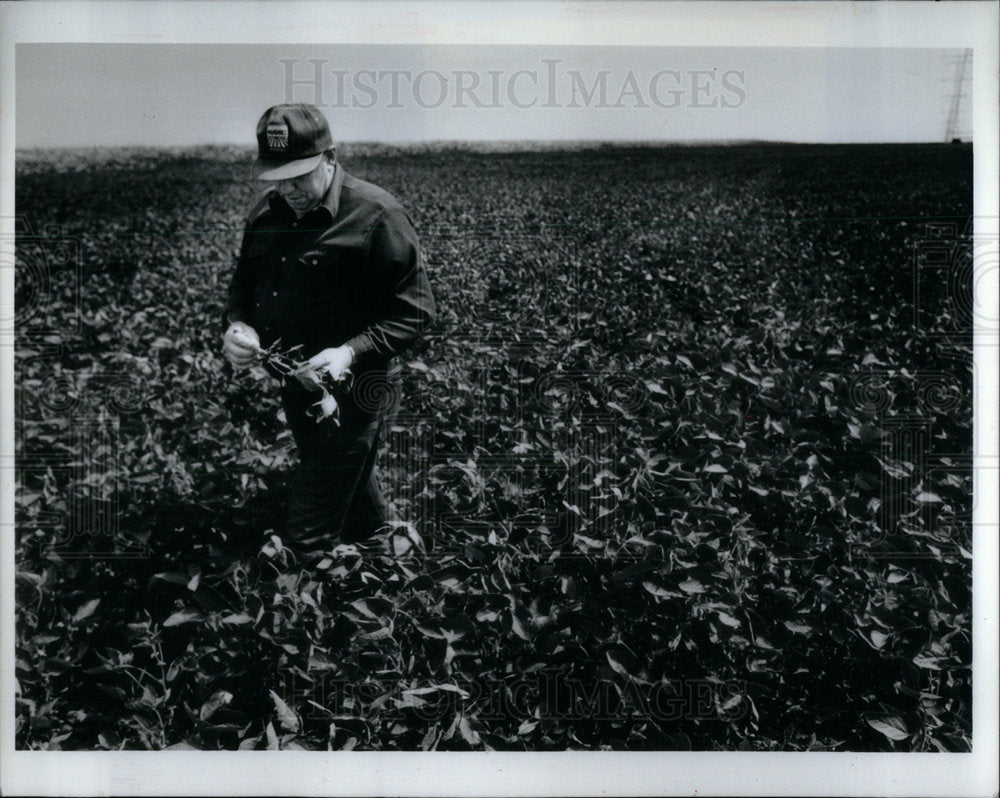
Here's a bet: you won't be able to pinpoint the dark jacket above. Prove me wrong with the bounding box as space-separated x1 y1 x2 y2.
224 164 435 375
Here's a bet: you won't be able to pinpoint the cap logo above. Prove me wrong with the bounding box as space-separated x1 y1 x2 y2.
266 121 289 151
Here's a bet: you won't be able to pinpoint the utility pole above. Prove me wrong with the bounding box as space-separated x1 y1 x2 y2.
945 49 972 143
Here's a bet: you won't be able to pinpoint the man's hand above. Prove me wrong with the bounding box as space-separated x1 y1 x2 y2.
223 322 261 369
294 345 354 391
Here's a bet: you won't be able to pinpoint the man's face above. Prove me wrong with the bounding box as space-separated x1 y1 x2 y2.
273 154 335 215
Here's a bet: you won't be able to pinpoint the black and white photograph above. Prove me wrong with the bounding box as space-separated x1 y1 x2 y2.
1 2 997 796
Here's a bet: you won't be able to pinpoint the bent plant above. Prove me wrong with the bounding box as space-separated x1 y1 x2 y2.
255 338 354 425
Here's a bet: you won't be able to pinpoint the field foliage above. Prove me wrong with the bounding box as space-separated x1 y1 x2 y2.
14 143 973 751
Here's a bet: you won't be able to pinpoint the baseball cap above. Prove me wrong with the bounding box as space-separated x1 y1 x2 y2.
253 104 334 181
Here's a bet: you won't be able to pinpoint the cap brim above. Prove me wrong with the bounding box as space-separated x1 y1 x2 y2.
253 153 324 181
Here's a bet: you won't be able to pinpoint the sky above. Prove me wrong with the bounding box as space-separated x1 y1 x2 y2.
15 44 972 148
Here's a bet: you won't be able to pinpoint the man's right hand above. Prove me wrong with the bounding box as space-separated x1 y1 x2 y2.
223 322 261 369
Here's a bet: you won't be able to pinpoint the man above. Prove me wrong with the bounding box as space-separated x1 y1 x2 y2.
222 103 435 554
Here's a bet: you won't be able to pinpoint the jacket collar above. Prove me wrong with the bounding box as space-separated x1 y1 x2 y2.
317 162 346 219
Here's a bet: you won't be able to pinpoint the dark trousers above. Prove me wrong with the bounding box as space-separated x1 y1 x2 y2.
280 380 389 555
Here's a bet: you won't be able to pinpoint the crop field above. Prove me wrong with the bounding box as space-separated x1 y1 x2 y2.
14 142 973 751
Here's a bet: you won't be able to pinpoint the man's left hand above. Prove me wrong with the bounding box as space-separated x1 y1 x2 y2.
294 345 354 391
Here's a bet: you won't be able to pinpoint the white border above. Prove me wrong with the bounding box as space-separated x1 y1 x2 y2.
1 2 997 796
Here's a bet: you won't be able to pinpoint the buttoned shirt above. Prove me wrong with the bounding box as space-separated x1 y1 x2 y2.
224 164 435 376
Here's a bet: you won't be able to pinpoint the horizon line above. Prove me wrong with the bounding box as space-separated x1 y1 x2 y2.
15 137 971 156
